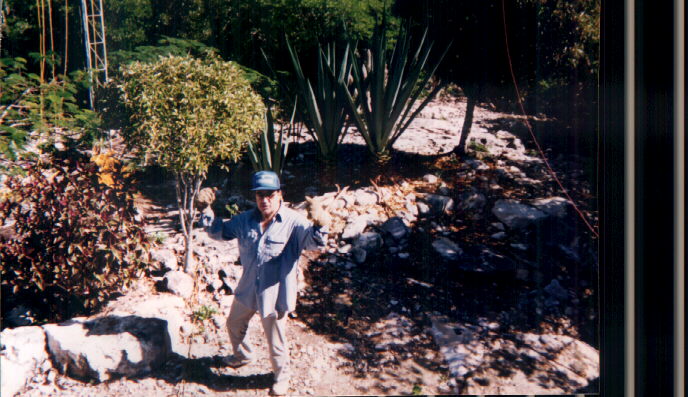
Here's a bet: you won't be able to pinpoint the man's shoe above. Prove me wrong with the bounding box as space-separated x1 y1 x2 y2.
222 354 252 369
270 379 289 396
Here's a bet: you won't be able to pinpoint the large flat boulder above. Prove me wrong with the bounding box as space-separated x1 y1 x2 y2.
107 294 190 357
1 326 49 397
43 315 171 382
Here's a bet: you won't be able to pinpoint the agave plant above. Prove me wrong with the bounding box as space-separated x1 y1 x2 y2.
286 39 352 163
248 102 296 176
342 22 450 161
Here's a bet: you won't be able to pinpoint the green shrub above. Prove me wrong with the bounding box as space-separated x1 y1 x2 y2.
468 141 488 153
0 57 101 163
0 154 150 323
192 305 218 323
119 54 265 271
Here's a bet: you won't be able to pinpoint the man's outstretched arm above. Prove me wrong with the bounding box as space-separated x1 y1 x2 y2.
198 188 239 241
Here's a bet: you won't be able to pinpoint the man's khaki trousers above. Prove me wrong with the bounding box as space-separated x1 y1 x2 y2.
226 298 289 383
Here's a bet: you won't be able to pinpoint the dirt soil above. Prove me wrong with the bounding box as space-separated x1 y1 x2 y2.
18 93 599 396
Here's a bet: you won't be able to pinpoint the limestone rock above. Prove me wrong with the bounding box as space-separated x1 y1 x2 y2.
517 333 599 382
465 159 489 170
491 232 506 240
116 294 190 356
422 174 439 183
417 202 431 216
492 199 547 229
531 197 571 218
380 217 410 241
422 194 454 215
43 315 171 382
1 326 49 397
354 189 379 206
544 279 569 301
150 248 178 272
354 232 383 254
164 270 194 299
341 215 373 240
458 190 487 213
432 237 462 260
351 248 367 264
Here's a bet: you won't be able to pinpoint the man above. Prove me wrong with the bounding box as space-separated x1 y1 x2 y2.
200 170 330 396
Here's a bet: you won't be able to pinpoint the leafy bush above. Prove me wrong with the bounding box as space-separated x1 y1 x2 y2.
0 154 150 323
108 36 218 67
0 57 101 162
119 54 265 270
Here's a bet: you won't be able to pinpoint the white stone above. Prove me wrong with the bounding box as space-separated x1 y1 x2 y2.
531 197 571 218
517 332 599 382
164 270 195 299
380 217 410 240
423 194 454 215
354 232 383 253
43 315 171 382
466 159 489 170
422 174 439 183
491 222 505 231
109 294 190 356
491 232 507 240
417 202 431 215
492 199 547 229
341 215 373 240
150 248 178 272
354 189 379 206
351 248 367 264
211 278 224 291
1 326 49 397
432 238 462 260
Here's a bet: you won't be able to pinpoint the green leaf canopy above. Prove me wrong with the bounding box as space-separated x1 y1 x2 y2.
119 55 266 175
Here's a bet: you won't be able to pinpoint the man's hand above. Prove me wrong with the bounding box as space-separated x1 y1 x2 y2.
195 187 217 210
305 196 332 228
200 206 216 228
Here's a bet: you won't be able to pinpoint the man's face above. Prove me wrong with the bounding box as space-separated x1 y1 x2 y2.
255 190 282 219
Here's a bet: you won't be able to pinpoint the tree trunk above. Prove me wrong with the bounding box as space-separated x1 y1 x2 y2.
453 94 476 155
184 233 194 273
175 172 203 274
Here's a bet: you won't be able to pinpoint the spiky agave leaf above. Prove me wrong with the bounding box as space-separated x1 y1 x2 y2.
341 22 450 160
286 39 351 163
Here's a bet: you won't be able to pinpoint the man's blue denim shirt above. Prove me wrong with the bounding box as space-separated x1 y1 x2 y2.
207 204 327 318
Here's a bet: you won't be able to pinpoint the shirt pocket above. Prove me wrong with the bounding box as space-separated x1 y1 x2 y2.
264 237 287 259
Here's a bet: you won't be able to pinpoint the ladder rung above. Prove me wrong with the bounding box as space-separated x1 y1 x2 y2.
87 14 103 18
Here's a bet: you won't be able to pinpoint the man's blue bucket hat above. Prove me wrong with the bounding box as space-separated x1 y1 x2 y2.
250 171 281 191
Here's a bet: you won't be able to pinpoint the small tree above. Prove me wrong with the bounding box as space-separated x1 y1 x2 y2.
119 54 265 271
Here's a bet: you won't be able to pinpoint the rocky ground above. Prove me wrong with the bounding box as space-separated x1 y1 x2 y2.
2 93 600 396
